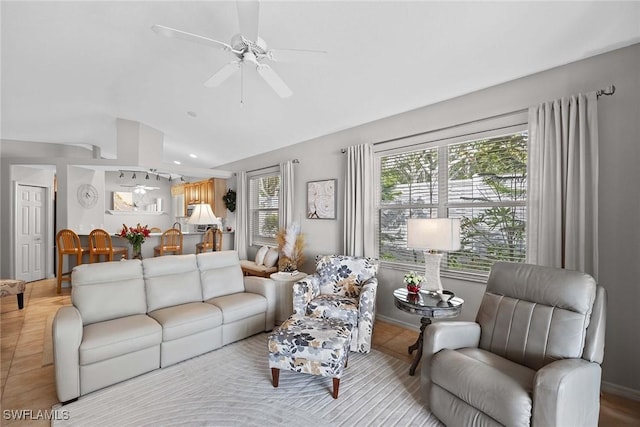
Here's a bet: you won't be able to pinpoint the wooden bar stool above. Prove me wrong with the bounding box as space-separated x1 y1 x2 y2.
195 228 222 253
88 229 129 263
56 229 88 294
154 228 183 256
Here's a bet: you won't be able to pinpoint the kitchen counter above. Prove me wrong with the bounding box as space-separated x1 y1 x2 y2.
78 232 208 259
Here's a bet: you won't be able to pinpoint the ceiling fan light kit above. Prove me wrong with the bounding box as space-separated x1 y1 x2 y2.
152 0 325 100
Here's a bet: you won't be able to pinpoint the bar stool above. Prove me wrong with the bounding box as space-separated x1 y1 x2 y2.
154 228 183 256
195 228 223 253
88 229 129 263
56 229 88 294
196 229 214 254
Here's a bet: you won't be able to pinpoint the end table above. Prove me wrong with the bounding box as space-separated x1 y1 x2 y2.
393 287 463 376
270 271 308 324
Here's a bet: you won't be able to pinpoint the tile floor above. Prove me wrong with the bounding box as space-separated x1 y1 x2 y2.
1 278 639 426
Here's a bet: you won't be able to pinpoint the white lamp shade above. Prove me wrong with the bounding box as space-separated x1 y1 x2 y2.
407 218 461 251
187 203 218 225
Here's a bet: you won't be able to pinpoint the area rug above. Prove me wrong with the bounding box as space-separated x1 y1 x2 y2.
53 333 442 426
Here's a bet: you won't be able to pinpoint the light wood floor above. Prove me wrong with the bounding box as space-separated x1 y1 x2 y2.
1 279 639 426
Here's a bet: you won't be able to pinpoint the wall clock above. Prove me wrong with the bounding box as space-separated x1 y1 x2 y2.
77 183 99 209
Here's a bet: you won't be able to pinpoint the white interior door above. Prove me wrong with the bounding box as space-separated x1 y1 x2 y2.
16 185 46 282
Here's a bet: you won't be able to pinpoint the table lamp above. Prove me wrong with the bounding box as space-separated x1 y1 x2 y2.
407 218 461 293
188 203 222 229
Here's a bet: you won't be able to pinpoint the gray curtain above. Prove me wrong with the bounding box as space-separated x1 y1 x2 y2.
344 144 375 257
279 160 294 229
234 171 248 260
526 92 599 279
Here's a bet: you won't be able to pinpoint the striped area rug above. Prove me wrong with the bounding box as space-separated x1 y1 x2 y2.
54 333 442 426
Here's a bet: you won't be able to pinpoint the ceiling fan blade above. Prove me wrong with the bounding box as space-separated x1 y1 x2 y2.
204 61 241 88
236 0 260 42
257 64 292 98
267 48 328 64
151 24 232 51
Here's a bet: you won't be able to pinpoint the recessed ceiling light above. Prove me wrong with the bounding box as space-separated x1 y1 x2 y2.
189 154 197 158
174 160 181 165
187 111 197 118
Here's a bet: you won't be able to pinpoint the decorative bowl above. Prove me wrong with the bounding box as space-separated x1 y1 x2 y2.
437 290 455 303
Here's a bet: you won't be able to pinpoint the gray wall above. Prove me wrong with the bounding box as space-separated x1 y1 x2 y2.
220 43 640 397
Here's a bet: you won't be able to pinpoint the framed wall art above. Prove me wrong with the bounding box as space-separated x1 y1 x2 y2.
307 179 336 219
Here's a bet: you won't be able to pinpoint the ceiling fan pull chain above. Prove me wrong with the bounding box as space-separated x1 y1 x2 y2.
240 63 244 106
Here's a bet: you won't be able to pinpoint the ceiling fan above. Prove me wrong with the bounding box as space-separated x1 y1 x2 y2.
151 0 326 98
120 184 160 194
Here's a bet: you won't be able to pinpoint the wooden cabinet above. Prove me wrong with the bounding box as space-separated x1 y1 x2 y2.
183 178 227 218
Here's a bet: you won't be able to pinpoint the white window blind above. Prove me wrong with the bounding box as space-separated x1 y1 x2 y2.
248 169 280 246
378 130 528 276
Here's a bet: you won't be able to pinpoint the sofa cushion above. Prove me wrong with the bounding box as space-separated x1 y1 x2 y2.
198 251 246 299
431 347 535 427
206 292 267 324
306 294 359 327
80 314 162 365
148 302 223 342
263 247 279 268
143 254 203 312
254 245 269 265
72 260 147 325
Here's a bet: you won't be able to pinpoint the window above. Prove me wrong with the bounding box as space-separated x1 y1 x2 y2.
248 168 281 246
378 130 528 277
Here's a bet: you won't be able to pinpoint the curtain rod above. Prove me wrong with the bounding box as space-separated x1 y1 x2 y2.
340 109 527 153
245 159 299 174
340 85 616 153
596 85 616 98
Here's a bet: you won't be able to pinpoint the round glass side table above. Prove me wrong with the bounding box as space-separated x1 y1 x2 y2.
393 287 464 376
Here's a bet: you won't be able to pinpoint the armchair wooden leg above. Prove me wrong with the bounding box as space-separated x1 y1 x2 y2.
332 378 340 399
271 368 280 388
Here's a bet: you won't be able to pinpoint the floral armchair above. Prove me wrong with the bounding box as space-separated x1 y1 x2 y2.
292 255 379 353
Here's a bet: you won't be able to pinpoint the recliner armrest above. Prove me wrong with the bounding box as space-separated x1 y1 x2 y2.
421 321 481 403
533 358 602 427
243 276 276 331
292 275 320 316
53 306 83 402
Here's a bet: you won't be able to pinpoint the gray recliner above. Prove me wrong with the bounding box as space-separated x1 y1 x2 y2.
421 261 607 427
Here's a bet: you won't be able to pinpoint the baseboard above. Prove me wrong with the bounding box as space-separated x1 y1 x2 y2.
375 314 419 332
602 381 640 402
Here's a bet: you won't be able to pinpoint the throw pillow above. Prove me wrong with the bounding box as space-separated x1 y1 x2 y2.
263 248 279 268
254 246 269 265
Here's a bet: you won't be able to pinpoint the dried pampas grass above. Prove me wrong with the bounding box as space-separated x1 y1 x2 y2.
276 223 305 271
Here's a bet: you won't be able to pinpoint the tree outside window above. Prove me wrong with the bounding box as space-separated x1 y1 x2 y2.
378 131 527 275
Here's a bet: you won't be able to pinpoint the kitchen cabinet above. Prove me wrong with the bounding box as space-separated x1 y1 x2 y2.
183 178 227 218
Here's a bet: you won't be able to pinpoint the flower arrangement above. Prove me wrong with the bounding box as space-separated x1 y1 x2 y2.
119 223 150 259
404 271 424 294
276 222 304 272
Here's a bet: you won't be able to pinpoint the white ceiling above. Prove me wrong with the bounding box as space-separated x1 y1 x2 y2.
2 1 639 169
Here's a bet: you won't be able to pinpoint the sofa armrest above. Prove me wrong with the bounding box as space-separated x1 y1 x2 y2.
292 275 320 317
533 359 602 427
356 278 378 352
421 321 481 403
52 306 83 402
243 276 276 331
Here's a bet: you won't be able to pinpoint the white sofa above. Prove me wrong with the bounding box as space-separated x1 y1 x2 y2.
53 250 276 403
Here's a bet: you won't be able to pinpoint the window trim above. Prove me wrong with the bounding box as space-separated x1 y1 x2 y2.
374 115 528 279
